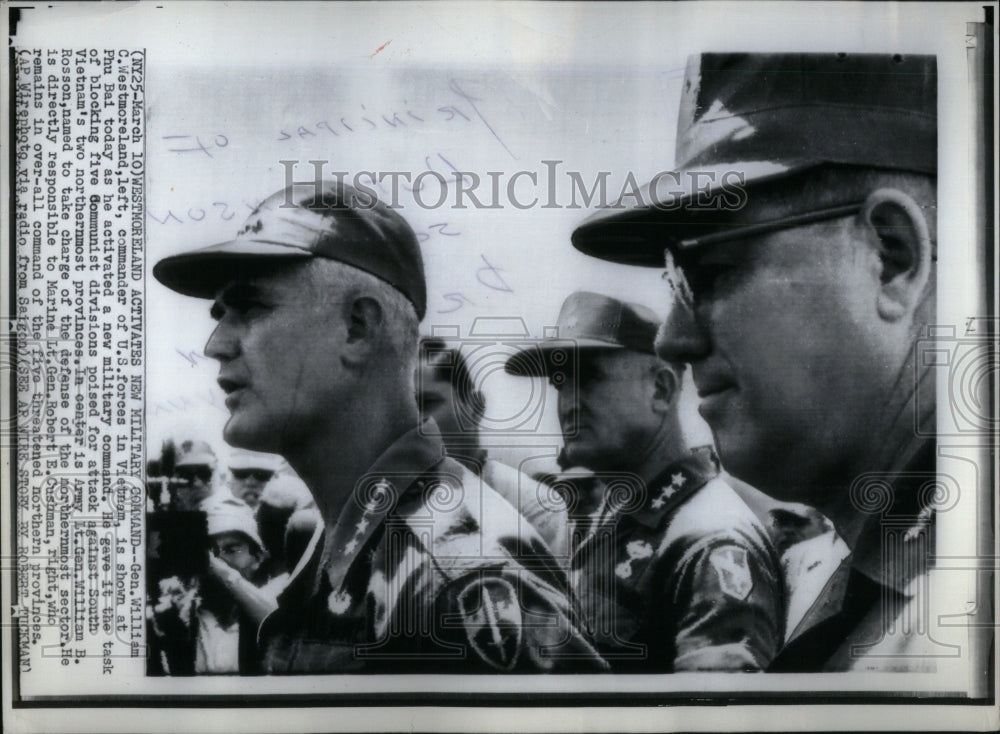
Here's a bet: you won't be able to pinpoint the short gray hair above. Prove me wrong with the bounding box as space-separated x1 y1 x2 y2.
750 165 937 249
300 258 420 366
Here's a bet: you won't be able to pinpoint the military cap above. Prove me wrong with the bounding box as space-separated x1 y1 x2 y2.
174 439 217 469
153 181 428 319
504 291 661 376
572 52 937 264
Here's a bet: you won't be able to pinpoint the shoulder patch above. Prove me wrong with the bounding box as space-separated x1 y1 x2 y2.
709 546 753 601
456 576 523 671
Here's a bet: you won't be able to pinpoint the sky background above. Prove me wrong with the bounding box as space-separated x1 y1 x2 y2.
144 59 694 468
131 1 977 474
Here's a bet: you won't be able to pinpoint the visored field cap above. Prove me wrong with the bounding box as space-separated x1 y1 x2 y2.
505 291 661 376
153 181 428 319
572 52 937 265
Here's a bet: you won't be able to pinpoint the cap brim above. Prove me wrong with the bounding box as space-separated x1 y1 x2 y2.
228 459 280 471
153 240 314 298
503 340 624 377
175 456 216 468
571 160 817 266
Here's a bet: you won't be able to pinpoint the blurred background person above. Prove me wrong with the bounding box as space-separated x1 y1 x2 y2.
225 449 281 511
417 337 569 556
172 440 219 511
255 473 320 587
149 501 280 675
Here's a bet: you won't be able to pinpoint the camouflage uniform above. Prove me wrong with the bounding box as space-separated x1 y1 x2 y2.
569 448 783 672
258 424 608 673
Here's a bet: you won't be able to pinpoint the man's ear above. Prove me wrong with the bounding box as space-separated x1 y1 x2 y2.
859 188 933 322
341 296 384 367
651 363 681 414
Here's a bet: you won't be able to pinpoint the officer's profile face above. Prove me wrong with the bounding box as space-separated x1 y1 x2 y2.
552 350 661 471
204 261 351 455
417 356 481 446
655 207 892 501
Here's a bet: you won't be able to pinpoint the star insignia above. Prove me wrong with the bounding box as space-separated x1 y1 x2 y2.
344 539 358 554
671 472 687 487
355 518 369 533
651 484 678 510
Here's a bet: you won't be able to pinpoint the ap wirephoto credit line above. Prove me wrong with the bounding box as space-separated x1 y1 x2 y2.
1 2 996 733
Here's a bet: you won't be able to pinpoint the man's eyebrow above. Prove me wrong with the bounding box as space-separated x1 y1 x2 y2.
210 282 265 319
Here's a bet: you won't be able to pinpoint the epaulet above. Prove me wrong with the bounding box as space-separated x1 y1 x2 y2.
631 464 705 527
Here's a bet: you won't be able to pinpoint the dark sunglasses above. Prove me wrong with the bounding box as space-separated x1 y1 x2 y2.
231 468 274 482
174 466 213 484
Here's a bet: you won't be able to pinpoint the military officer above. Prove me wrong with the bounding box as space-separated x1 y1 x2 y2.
154 181 607 673
571 53 939 672
505 291 782 671
417 337 570 556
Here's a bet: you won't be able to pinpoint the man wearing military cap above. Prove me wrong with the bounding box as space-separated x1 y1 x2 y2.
572 53 938 672
417 337 570 556
226 449 281 511
154 180 606 673
172 440 219 511
505 290 782 671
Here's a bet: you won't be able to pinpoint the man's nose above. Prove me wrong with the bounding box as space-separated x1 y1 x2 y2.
204 319 239 362
655 295 711 364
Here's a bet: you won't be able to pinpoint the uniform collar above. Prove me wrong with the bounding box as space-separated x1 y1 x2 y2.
318 420 447 595
627 446 719 529
785 438 936 644
849 438 936 595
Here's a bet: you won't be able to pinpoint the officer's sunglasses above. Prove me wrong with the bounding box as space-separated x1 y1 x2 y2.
662 201 865 307
231 468 274 482
174 466 213 484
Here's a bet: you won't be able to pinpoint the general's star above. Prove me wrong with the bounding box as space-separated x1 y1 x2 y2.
344 539 358 554
651 485 676 510
671 472 687 487
355 518 369 534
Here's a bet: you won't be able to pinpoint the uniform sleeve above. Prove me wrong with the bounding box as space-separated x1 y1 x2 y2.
666 534 783 671
433 569 609 673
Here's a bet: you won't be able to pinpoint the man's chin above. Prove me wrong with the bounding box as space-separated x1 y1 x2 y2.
560 443 604 472
223 418 277 454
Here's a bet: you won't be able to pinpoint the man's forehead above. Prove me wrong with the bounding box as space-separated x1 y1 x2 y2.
572 348 628 373
211 263 317 305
